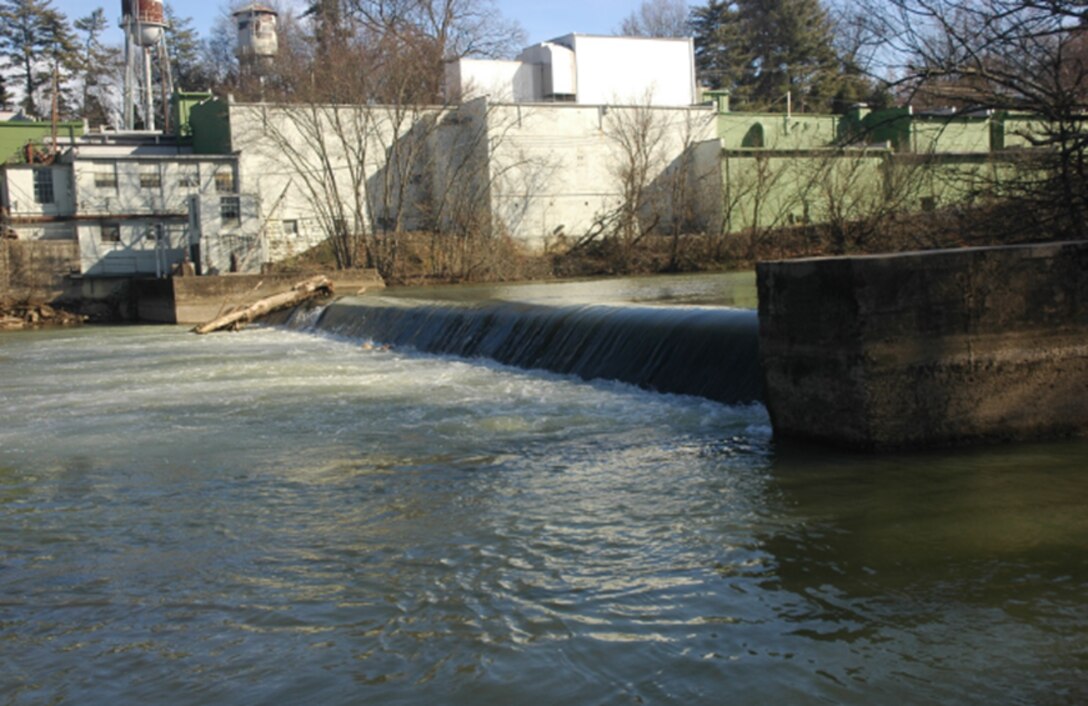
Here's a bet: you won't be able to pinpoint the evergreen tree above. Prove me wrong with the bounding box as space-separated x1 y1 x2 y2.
0 0 77 117
0 72 11 110
692 0 844 112
691 0 748 92
165 3 214 91
74 7 120 126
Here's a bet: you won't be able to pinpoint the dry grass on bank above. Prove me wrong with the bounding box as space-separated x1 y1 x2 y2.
265 201 1076 285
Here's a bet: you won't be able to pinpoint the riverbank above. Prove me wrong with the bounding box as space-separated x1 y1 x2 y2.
0 299 86 330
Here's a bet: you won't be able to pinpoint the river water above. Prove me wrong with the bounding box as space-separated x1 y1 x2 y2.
1 273 1086 705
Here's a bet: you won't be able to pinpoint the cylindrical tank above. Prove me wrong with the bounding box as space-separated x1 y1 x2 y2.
121 0 166 46
234 4 279 60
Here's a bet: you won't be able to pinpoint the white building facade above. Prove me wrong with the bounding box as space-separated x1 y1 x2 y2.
1 135 262 277
223 96 720 254
446 34 698 107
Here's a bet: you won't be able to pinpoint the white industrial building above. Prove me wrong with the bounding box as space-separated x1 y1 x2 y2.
446 34 698 107
1 132 261 276
2 32 716 278
219 95 719 253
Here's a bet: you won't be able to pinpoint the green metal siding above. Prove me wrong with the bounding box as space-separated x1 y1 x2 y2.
0 122 85 164
189 98 232 155
171 91 215 139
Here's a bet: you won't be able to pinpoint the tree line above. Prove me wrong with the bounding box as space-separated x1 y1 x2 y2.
2 0 1082 127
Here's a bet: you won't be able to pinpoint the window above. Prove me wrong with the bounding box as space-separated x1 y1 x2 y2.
214 166 235 193
140 165 161 189
93 163 117 189
144 224 161 242
33 168 54 204
178 164 199 188
220 196 241 225
100 224 121 243
282 219 299 236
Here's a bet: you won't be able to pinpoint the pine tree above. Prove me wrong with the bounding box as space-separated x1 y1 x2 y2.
0 73 11 110
74 8 120 126
691 0 748 93
692 0 844 112
165 4 213 91
0 0 78 117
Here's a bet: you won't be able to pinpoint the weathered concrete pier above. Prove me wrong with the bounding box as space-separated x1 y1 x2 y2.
133 270 384 324
758 241 1088 449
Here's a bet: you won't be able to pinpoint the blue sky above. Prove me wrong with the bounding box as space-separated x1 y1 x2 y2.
52 0 651 49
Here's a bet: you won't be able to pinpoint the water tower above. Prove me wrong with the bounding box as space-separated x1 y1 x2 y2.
121 0 174 131
234 4 279 74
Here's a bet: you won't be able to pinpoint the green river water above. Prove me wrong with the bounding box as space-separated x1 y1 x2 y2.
0 273 1085 705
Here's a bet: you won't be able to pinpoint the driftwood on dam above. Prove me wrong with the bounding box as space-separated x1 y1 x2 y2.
192 276 334 334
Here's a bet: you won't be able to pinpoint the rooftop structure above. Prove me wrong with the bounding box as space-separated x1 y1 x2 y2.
234 4 279 73
446 34 697 107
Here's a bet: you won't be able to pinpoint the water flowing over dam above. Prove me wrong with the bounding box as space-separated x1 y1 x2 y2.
281 298 764 405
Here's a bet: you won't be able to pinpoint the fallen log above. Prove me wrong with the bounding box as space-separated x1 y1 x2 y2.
192 275 334 334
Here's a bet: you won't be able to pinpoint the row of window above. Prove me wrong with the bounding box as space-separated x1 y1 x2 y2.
28 164 238 206
89 163 235 193
94 214 303 245
98 223 185 243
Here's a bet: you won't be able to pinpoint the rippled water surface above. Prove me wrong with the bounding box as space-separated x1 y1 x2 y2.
1 313 1086 704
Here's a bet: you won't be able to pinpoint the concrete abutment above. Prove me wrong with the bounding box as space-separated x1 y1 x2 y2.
757 241 1088 449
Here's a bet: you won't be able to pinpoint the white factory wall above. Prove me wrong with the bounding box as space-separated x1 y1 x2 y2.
446 35 697 108
3 165 74 224
557 35 697 107
227 99 718 253
77 219 188 276
483 102 719 249
446 59 539 103
228 102 452 263
192 190 263 274
71 157 236 216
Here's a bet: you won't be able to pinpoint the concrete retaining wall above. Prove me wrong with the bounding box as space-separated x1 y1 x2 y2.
0 240 81 303
136 270 385 324
757 241 1088 449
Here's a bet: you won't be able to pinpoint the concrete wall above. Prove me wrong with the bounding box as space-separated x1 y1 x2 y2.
76 219 189 276
718 113 842 150
229 102 444 261
136 270 385 324
0 240 80 302
718 148 1024 235
230 100 718 251
485 102 719 247
757 241 1088 449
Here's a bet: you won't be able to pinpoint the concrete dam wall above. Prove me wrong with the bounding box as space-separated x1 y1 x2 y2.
758 241 1088 449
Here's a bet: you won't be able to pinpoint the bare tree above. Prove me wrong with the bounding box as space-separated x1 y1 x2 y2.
603 101 670 270
619 0 691 38
346 0 525 59
859 0 1088 238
